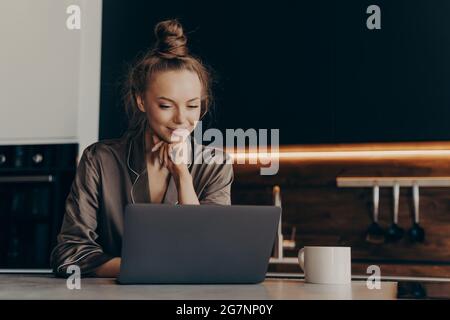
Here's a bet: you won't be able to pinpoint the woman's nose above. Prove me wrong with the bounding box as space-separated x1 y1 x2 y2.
173 108 187 124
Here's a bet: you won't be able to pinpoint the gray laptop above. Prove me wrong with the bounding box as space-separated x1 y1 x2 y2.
117 204 281 284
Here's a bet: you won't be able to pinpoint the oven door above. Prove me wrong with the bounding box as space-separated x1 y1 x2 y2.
0 144 77 273
0 175 54 271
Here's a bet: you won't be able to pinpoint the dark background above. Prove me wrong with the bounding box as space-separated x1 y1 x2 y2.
99 0 450 145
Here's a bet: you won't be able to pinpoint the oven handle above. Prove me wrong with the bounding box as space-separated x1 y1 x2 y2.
0 175 54 183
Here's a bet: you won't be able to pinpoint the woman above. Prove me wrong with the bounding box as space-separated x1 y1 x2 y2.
50 19 233 278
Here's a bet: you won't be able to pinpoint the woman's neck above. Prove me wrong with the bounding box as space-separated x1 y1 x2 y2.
144 127 165 168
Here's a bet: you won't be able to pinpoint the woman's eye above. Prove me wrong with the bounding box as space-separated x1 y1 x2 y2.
159 105 171 109
188 105 200 109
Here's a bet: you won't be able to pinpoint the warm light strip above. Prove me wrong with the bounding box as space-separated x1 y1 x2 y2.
228 149 450 160
337 176 450 187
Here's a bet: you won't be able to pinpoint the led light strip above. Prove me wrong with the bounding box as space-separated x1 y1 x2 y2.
228 149 450 160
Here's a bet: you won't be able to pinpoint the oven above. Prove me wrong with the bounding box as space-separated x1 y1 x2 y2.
0 144 77 270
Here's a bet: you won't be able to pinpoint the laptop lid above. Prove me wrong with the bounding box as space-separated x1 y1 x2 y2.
117 204 281 284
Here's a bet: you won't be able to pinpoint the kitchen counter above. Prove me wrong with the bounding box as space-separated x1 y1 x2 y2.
0 274 397 300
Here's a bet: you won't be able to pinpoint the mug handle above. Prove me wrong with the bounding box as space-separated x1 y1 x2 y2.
298 247 305 271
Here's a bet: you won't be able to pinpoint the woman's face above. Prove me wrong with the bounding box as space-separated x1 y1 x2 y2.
137 69 202 143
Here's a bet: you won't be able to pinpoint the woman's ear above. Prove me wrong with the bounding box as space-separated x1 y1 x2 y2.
136 94 145 113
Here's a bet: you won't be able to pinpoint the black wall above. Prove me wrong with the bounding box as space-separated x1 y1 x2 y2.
99 0 450 144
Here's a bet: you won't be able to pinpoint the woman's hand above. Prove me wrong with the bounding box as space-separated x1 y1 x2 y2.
151 138 190 179
150 133 199 205
94 257 121 278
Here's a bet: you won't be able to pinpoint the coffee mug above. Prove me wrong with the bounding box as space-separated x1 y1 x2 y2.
298 246 351 284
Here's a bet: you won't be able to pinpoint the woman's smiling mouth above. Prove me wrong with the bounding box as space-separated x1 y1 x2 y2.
167 127 190 140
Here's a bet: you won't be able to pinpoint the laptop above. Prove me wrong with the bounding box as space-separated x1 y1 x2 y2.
117 204 281 284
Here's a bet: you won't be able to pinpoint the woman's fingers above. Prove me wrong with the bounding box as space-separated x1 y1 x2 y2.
152 140 189 169
164 144 169 169
171 142 188 165
168 144 175 162
152 132 162 145
160 144 165 168
151 141 164 152
159 143 165 166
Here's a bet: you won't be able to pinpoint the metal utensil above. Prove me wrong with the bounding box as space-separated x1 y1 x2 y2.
408 183 425 242
273 185 284 259
366 184 385 244
386 182 404 242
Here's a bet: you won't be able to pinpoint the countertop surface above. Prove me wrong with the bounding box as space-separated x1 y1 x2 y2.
0 274 397 300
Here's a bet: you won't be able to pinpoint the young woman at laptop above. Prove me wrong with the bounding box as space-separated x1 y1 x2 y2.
50 19 233 278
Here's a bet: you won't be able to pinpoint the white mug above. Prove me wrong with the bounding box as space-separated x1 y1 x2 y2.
298 246 351 284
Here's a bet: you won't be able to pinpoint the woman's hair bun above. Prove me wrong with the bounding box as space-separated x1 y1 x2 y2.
154 19 188 58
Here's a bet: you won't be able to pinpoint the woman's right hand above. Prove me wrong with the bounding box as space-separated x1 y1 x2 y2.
94 257 121 278
151 130 190 176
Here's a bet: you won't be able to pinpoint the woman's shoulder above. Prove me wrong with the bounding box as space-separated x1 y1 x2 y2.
190 140 234 194
79 136 128 165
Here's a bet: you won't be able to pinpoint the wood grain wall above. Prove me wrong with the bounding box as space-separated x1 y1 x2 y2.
230 142 450 275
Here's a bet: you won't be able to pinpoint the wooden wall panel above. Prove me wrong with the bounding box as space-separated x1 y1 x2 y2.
231 146 450 268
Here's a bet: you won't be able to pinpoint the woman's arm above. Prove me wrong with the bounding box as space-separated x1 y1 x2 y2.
50 145 114 277
174 166 200 205
154 139 233 205
196 147 234 205
94 257 121 277
157 141 200 205
198 159 233 205
167 143 233 205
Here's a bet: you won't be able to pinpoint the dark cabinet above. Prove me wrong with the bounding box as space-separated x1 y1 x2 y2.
0 144 77 269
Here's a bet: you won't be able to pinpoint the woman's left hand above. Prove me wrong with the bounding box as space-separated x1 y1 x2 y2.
151 136 199 205
152 139 190 179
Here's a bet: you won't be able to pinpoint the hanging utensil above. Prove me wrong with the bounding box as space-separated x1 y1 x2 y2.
408 183 425 242
386 182 404 242
272 185 284 259
366 183 385 244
